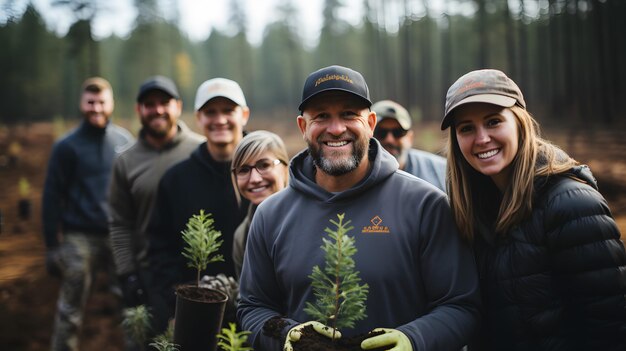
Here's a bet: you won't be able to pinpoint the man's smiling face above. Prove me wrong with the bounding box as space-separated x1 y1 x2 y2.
298 91 375 176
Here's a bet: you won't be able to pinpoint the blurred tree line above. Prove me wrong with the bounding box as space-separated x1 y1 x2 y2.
0 0 625 127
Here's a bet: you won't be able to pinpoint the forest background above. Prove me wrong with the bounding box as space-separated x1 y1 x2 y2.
1 0 625 128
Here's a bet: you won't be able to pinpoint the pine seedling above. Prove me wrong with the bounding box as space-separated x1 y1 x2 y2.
217 322 253 351
122 305 152 351
181 209 224 287
149 338 179 351
304 213 369 336
150 321 178 351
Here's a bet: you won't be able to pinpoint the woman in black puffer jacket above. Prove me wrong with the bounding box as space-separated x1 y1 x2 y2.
442 69 626 351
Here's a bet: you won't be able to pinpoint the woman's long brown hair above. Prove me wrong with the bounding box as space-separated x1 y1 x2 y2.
446 106 578 241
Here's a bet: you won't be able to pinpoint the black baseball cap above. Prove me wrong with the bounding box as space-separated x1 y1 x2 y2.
298 65 372 112
136 75 180 102
441 69 525 130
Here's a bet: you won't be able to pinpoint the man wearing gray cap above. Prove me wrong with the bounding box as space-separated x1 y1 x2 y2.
146 78 250 333
237 65 480 351
108 76 204 319
372 100 446 192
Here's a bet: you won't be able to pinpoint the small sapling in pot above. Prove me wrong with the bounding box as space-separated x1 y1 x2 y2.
18 177 31 220
289 213 380 350
173 210 229 351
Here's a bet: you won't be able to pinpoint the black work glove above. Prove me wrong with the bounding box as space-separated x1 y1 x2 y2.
120 272 148 308
45 247 63 278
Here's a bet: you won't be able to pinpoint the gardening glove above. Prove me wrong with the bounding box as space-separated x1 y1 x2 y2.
200 274 239 303
120 272 147 308
361 328 412 351
45 247 63 278
283 321 341 351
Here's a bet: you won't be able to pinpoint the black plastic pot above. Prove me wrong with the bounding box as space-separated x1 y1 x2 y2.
18 199 31 220
173 285 228 351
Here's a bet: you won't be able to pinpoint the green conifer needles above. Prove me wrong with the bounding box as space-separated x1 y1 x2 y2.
217 322 253 351
304 213 369 331
181 209 224 286
122 305 152 350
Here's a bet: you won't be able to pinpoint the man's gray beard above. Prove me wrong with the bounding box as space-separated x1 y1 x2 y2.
396 147 409 168
309 138 367 176
313 151 360 176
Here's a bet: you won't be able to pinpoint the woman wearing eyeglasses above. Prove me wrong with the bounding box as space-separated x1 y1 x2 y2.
231 130 289 279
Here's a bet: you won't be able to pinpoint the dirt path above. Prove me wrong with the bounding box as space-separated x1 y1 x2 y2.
0 123 124 350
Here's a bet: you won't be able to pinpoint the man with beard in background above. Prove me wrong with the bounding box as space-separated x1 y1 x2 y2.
108 76 204 344
43 77 134 351
371 100 446 192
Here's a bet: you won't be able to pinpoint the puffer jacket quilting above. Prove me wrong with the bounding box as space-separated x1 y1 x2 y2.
474 166 626 351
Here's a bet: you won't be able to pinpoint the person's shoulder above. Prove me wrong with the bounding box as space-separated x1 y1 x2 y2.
408 148 446 164
255 186 295 215
178 121 205 143
540 172 606 216
174 131 204 155
51 126 82 153
393 168 435 184
108 123 133 138
181 130 205 143
390 169 447 197
543 170 598 197
160 156 193 182
108 124 135 149
115 139 142 160
55 124 82 143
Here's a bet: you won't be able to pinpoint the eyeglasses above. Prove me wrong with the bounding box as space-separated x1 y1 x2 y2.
374 127 408 139
232 158 285 179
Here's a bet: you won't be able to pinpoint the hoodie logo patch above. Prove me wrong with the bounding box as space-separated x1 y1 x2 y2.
362 215 390 234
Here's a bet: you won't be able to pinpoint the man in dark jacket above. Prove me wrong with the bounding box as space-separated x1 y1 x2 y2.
42 77 134 351
237 65 481 351
147 78 250 333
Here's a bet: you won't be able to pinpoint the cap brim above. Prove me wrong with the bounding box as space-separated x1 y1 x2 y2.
377 116 411 131
137 87 177 102
298 88 372 112
195 95 245 111
441 94 517 130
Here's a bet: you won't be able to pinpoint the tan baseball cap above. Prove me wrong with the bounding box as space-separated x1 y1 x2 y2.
442 69 525 130
372 100 412 130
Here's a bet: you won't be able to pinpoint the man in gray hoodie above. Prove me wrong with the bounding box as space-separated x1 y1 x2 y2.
237 65 481 351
